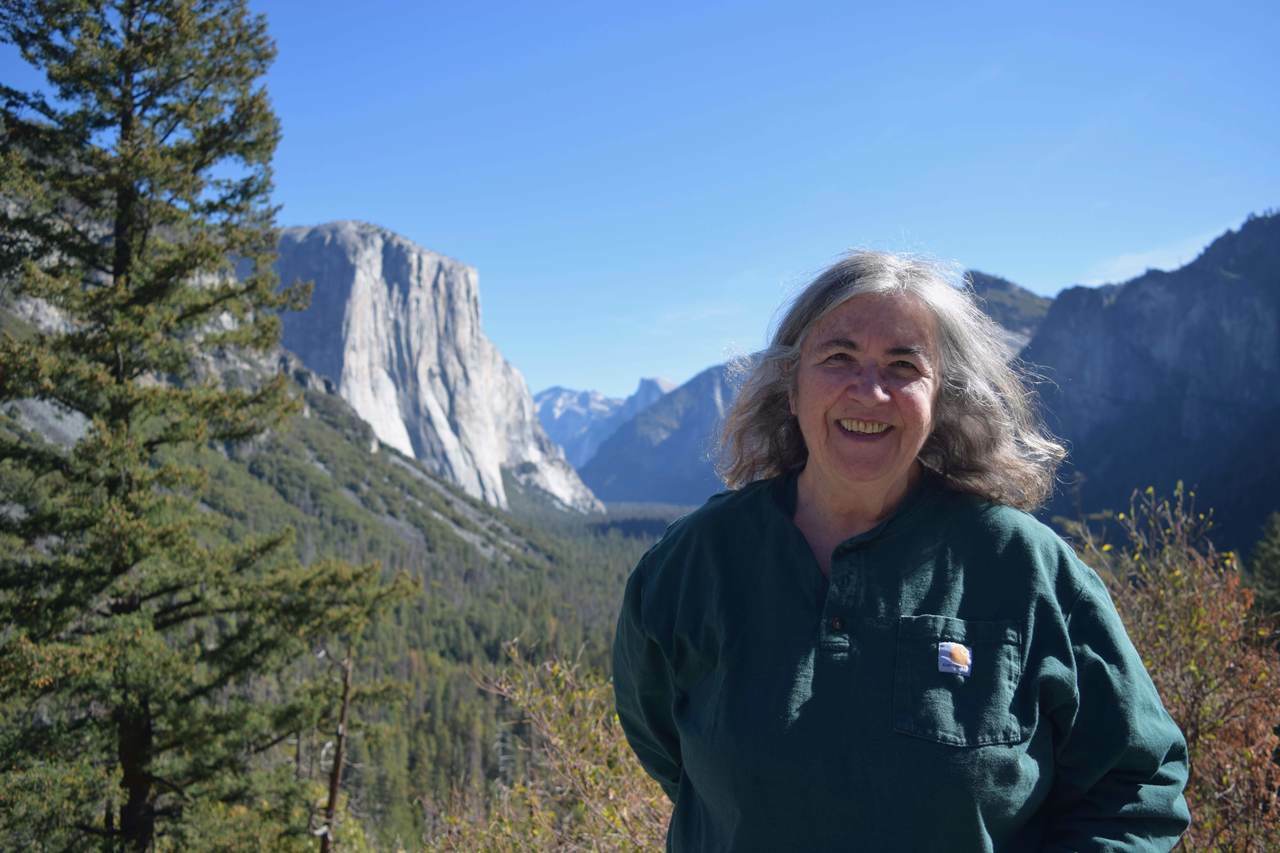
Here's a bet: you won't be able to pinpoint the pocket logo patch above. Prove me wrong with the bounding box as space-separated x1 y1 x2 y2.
937 642 972 677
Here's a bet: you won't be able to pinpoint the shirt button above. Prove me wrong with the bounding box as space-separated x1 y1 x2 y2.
829 616 845 632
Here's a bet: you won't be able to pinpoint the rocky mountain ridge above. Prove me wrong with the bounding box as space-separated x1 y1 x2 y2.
1024 211 1280 547
534 377 675 468
579 364 736 504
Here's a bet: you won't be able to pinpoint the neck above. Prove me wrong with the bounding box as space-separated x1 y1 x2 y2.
793 463 921 576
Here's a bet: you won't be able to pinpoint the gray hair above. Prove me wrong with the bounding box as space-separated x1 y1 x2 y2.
717 251 1065 510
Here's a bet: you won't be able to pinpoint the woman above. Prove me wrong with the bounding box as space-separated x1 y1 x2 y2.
612 252 1189 851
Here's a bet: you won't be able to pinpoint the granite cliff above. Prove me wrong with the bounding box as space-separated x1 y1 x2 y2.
1023 212 1280 547
275 221 602 513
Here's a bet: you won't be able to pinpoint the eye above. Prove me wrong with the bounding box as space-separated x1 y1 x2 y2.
891 360 919 372
822 352 852 364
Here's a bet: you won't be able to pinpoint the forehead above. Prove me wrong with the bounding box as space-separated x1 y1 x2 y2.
804 293 938 353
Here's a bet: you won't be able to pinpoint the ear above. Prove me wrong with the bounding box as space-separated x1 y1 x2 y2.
788 389 797 417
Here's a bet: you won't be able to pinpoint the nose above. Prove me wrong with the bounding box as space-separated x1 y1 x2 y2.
844 364 891 404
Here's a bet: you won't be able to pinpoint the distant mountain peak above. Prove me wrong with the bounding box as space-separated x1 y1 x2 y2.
634 376 676 395
579 364 734 505
1185 209 1280 276
534 377 676 469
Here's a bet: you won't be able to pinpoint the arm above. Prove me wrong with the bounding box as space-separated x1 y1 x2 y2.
1043 569 1191 852
612 563 682 802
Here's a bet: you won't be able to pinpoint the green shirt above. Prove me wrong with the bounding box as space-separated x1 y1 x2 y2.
612 471 1189 852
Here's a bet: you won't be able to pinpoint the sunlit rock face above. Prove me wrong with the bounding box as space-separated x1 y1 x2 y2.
276 221 602 513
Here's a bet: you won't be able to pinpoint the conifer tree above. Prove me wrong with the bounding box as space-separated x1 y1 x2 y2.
0 1 401 847
1249 511 1280 620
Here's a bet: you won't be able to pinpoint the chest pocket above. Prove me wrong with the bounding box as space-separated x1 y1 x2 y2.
892 615 1027 747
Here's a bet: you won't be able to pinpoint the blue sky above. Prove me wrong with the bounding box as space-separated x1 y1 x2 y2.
6 2 1278 397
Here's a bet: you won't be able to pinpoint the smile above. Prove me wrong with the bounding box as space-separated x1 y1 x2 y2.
837 418 891 435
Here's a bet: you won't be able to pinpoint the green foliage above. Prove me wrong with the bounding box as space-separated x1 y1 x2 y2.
152 381 665 846
1247 511 1280 619
1070 486 1280 850
164 773 375 852
0 1 400 848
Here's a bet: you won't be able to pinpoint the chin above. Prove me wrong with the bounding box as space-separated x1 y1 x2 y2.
832 459 915 492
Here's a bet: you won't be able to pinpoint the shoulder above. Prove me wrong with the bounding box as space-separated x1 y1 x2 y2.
631 476 782 592
669 476 780 538
933 487 1098 611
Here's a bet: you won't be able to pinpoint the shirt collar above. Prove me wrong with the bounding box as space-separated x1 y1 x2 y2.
771 464 944 549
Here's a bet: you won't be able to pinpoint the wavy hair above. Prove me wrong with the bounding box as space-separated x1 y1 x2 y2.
717 251 1065 510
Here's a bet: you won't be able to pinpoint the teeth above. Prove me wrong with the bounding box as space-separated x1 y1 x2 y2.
838 418 890 435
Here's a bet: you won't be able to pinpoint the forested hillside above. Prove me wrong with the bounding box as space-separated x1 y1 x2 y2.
197 380 658 843
2 294 663 845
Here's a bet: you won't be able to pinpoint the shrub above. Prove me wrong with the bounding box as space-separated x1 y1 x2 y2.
1070 486 1280 850
428 643 669 851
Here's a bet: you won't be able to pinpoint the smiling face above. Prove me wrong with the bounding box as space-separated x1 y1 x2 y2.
790 292 940 512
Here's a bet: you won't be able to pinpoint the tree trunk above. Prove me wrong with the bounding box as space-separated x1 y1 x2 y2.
117 705 154 851
321 646 354 853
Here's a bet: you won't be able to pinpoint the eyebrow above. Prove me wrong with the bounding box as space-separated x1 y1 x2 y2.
815 337 930 358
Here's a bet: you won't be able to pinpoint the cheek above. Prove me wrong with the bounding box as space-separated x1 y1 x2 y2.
790 371 820 419
902 389 937 435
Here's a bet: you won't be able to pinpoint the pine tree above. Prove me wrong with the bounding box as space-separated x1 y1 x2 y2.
0 1 403 847
1249 511 1280 620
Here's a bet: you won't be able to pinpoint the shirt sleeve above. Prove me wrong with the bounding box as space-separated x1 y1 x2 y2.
1042 568 1191 851
612 562 682 803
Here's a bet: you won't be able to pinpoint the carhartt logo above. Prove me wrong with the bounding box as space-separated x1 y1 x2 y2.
938 642 972 677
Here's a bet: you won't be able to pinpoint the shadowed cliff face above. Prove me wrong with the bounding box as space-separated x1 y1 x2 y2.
1022 212 1280 547
276 221 602 514
580 364 735 504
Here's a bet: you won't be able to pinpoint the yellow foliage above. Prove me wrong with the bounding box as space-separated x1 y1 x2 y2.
427 644 669 850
